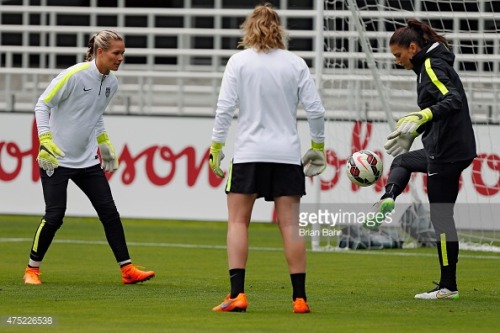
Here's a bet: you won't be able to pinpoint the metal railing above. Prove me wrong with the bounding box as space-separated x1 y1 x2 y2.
0 1 499 122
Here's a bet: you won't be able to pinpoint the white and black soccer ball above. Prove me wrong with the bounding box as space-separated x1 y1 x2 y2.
346 150 383 187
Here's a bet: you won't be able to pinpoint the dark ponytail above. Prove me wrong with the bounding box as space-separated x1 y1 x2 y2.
390 19 448 49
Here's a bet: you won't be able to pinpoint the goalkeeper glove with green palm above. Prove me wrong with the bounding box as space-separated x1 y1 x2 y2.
37 132 65 176
302 141 326 177
97 132 119 173
394 108 433 137
209 141 225 178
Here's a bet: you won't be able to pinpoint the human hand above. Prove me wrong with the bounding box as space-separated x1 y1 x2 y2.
209 141 225 178
384 131 416 157
37 132 65 175
394 108 432 137
302 141 326 177
97 132 119 173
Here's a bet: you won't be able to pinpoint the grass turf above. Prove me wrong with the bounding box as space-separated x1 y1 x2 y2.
0 215 499 332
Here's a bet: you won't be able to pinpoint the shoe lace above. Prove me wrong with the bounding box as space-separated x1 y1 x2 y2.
26 270 41 280
123 265 152 278
294 298 306 306
128 264 148 271
428 281 441 293
371 200 381 210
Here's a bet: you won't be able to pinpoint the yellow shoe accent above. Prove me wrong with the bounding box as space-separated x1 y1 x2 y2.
23 267 42 285
293 298 310 313
121 264 155 284
212 293 248 312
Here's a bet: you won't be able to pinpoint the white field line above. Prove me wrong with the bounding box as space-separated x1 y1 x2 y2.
0 237 499 260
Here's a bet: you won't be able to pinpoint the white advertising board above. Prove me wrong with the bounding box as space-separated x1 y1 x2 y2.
1 113 498 227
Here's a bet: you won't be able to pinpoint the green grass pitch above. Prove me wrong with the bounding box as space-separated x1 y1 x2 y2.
0 215 499 333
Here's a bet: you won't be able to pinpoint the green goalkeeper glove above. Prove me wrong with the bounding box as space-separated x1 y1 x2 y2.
209 141 225 178
97 132 119 173
37 132 65 176
302 141 326 177
394 108 432 137
384 131 416 157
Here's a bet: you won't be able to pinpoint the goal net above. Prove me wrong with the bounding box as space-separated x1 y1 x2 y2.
309 0 500 252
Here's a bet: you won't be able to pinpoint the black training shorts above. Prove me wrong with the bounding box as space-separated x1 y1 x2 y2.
225 162 306 201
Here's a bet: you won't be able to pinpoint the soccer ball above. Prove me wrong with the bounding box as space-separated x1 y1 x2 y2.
346 150 383 187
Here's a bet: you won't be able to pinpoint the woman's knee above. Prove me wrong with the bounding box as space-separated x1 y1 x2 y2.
390 154 405 169
42 213 64 230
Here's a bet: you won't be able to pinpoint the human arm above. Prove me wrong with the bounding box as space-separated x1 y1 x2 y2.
298 63 326 176
95 116 118 172
419 58 462 121
209 58 238 178
34 98 65 174
390 59 461 145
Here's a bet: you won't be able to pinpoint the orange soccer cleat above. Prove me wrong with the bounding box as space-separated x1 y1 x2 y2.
212 293 248 312
23 267 42 285
292 298 310 313
121 264 155 284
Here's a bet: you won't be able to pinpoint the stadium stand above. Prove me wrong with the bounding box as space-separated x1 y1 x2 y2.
1 0 499 122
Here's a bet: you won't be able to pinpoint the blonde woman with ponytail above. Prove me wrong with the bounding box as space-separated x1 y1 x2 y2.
23 30 156 285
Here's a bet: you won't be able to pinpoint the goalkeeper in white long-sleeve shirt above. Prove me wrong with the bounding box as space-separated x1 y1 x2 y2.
23 30 155 285
209 3 326 314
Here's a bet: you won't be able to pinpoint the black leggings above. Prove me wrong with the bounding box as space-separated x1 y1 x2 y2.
30 164 130 263
386 149 472 267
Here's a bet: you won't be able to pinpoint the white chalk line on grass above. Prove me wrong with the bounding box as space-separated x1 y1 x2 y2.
0 237 499 260
0 237 277 252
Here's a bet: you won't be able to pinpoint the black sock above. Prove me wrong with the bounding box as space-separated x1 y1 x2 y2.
439 263 458 291
229 269 245 298
381 183 399 200
437 241 458 291
290 273 306 301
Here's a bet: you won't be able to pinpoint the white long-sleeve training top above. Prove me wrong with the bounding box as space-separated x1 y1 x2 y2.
212 47 325 165
35 60 118 168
